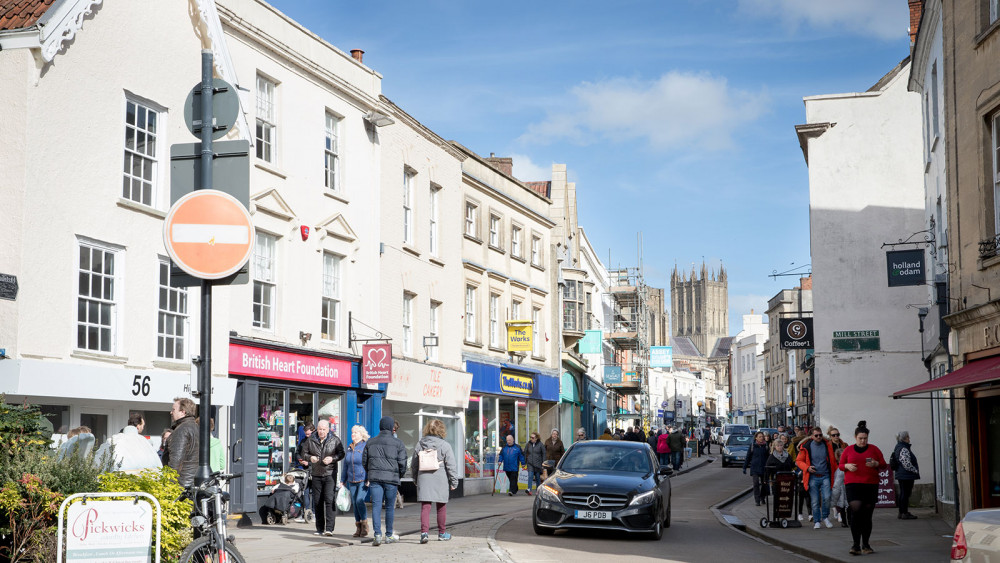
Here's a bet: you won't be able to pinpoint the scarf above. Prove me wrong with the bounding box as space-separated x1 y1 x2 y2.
772 449 789 463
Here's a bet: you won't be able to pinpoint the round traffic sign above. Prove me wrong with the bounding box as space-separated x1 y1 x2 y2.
164 190 254 279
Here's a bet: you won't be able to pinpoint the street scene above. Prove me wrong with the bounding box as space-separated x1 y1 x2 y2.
0 0 994 562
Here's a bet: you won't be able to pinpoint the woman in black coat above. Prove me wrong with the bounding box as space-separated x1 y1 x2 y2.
743 431 770 506
891 430 920 520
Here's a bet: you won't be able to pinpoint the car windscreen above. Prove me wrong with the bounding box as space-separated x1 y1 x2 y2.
726 426 752 435
560 446 652 473
726 435 753 446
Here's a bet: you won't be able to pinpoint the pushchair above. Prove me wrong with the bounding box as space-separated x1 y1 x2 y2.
759 471 803 529
259 469 311 525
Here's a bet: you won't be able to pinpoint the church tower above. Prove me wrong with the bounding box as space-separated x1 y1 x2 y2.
670 262 729 355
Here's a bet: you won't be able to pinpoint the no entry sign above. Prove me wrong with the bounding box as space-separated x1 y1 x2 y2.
164 189 254 279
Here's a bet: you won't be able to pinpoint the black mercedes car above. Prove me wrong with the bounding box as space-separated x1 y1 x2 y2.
532 440 672 540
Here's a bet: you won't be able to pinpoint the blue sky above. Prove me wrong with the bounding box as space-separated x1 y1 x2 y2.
269 0 912 336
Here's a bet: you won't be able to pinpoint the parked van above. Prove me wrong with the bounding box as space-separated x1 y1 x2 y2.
721 424 752 447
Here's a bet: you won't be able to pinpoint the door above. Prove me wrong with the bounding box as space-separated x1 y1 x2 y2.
79 408 112 445
230 379 259 514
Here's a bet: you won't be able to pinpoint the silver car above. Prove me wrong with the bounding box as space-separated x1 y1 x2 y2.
952 508 1000 562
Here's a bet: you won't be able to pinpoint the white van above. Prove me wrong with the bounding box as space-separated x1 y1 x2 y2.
721 424 752 446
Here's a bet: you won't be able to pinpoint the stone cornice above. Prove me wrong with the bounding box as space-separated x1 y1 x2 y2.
944 299 1000 330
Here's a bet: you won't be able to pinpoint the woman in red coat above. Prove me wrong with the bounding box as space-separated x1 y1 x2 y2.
838 420 887 556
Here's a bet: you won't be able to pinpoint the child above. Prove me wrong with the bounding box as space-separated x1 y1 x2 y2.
259 473 299 524
831 447 849 527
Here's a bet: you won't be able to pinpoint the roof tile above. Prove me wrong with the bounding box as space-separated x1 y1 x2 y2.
0 0 56 31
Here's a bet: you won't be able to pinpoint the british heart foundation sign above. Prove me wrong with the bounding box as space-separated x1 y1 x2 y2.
362 344 392 384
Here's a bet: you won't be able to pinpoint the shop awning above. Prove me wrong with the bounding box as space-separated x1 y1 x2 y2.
892 355 1000 398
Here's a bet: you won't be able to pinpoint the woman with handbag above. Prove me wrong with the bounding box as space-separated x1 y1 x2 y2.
543 429 565 479
412 419 458 544
342 425 370 538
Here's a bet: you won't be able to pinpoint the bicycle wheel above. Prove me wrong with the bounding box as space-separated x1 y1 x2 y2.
180 537 247 563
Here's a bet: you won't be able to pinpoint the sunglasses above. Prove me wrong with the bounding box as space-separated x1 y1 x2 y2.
830 433 840 437
812 434 823 438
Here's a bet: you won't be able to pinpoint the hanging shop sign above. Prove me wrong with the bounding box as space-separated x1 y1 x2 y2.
604 365 623 384
361 343 392 384
505 320 533 352
650 346 673 368
832 330 881 352
228 343 351 387
578 330 603 354
779 318 814 349
886 249 925 287
386 360 471 409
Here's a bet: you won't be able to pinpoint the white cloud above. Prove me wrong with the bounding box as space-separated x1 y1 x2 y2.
520 72 769 152
510 154 551 182
737 0 908 41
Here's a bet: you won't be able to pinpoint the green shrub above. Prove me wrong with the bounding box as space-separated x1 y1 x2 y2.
98 467 193 561
0 398 51 455
0 473 62 562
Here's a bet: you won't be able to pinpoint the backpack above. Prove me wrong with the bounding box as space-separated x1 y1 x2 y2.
418 448 440 472
889 449 900 471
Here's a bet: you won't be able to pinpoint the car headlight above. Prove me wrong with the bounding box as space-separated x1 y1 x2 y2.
723 448 731 455
539 484 561 502
629 490 657 506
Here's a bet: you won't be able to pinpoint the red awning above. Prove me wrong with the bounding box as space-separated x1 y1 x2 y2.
892 355 1000 398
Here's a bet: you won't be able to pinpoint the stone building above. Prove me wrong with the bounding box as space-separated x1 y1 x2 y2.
671 263 728 357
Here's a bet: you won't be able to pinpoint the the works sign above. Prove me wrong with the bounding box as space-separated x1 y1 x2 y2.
779 318 814 349
500 372 534 396
886 249 925 287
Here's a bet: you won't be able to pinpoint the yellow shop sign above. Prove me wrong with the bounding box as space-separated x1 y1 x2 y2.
506 320 533 352
500 372 534 396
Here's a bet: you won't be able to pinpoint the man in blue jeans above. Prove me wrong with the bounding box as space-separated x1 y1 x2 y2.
796 427 835 529
362 417 407 546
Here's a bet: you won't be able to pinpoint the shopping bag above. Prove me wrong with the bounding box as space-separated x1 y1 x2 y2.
418 448 440 471
335 485 352 512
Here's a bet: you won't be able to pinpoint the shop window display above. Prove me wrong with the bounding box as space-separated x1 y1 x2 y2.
465 397 484 478
288 391 313 467
258 388 286 491
317 393 341 436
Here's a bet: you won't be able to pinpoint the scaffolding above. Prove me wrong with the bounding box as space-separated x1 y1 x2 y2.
606 264 651 431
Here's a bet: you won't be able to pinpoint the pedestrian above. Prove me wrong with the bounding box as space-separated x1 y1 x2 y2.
700 426 711 455
655 428 671 467
576 427 588 442
162 397 198 487
523 432 546 495
831 447 849 528
796 426 836 529
94 412 162 472
890 430 920 520
543 429 565 478
633 424 646 443
788 426 806 456
598 428 614 440
295 423 315 521
342 424 370 538
839 420 886 556
668 426 686 470
412 419 458 544
58 426 95 462
614 428 625 440
765 437 794 478
646 428 659 451
392 421 405 510
827 425 845 452
301 419 345 537
498 434 525 496
623 426 636 442
744 431 769 505
363 416 407 546
157 429 171 463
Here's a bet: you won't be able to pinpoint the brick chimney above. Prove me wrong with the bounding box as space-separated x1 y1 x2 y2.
485 153 514 177
908 0 923 46
799 276 813 291
350 49 364 63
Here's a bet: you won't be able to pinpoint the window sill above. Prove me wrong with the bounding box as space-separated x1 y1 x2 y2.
488 244 506 255
117 198 166 219
464 234 483 245
254 161 288 179
531 354 545 362
531 263 546 272
464 340 483 348
71 350 128 364
429 257 445 267
152 359 188 370
402 244 421 257
323 191 350 205
488 345 506 353
979 253 1000 271
975 18 1000 47
511 255 526 264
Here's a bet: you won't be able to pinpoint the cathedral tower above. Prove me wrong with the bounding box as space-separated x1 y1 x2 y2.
670 262 729 355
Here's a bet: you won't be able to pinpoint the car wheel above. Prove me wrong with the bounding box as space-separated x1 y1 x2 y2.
532 512 554 536
648 518 663 541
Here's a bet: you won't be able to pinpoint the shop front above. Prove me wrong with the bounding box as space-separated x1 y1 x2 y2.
0 357 236 451
583 376 607 438
383 359 472 499
464 360 559 495
559 371 583 440
227 339 382 515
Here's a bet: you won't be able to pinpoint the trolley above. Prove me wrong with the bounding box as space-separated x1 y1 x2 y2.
760 471 803 529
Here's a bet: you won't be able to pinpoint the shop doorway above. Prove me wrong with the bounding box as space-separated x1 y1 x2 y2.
973 391 1000 508
80 408 112 445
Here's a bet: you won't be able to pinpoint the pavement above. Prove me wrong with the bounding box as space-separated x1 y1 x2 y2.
721 485 955 562
229 454 715 562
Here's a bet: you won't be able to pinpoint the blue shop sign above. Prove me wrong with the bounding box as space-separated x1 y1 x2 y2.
585 379 607 410
466 360 559 402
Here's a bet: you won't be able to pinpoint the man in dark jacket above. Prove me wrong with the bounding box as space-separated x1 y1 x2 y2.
362 416 407 546
523 433 546 495
743 432 770 505
163 397 198 487
301 419 345 536
667 428 686 470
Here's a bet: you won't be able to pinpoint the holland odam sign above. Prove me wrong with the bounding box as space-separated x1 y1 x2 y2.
886 249 925 287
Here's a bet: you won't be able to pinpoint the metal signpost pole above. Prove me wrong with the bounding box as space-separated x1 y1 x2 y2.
196 49 214 487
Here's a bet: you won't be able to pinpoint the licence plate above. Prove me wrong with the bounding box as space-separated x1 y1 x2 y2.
575 510 611 520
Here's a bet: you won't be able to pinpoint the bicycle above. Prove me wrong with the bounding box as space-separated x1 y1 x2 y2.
178 472 246 563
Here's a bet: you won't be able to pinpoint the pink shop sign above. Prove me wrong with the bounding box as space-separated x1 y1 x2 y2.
228 343 352 387
362 344 392 384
